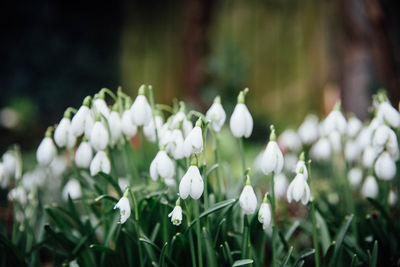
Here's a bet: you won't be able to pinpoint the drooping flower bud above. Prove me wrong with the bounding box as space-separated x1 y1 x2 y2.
258 193 271 229
361 176 378 199
286 167 311 205
90 151 111 176
261 125 284 175
90 121 109 151
183 118 203 157
206 96 226 132
37 128 57 166
179 158 204 200
168 197 182 226
374 152 396 181
239 175 257 215
230 89 253 138
149 149 175 182
75 140 93 168
114 189 131 224
130 85 153 126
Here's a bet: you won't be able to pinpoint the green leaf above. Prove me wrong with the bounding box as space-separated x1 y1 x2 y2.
329 215 354 267
350 254 357 267
369 240 378 267
323 242 336 266
316 210 331 254
189 199 237 228
232 259 254 266
277 220 300 256
366 198 400 239
159 242 168 267
293 248 315 266
89 244 114 254
95 194 118 203
213 218 226 247
97 172 123 196
0 233 25 264
281 246 294 267
224 241 234 266
203 227 218 267
206 163 219 178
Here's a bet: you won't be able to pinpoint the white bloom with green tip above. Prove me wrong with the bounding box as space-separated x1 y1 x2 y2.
90 151 110 176
93 97 110 119
374 152 396 181
90 121 109 151
261 126 284 175
130 85 152 126
114 190 131 224
37 134 57 166
258 194 272 229
168 198 182 226
121 110 138 138
183 119 203 157
75 141 93 168
109 111 122 145
287 166 310 205
230 89 253 138
239 176 257 215
377 101 400 128
150 149 175 181
179 163 204 200
206 96 226 132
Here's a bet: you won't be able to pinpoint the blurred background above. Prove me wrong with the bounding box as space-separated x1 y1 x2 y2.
1 0 400 151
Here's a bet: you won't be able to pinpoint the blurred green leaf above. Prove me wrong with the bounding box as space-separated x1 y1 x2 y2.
329 215 353 267
232 259 254 266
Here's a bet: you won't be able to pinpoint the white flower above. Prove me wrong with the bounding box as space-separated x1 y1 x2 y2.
298 114 319 144
310 137 331 161
90 121 109 151
171 110 193 138
168 199 182 226
261 142 284 175
328 131 342 153
84 111 95 140
93 98 110 119
114 195 131 224
50 156 67 176
322 104 347 135
75 141 93 168
230 103 253 138
0 163 6 188
356 126 373 149
143 115 163 142
279 129 302 153
274 173 289 198
361 176 378 199
372 124 399 159
121 110 138 138
206 96 226 132
239 178 257 215
344 140 361 163
374 152 396 180
389 190 397 206
90 151 111 176
54 117 71 147
258 196 271 229
287 172 310 205
62 179 82 201
179 165 204 200
2 151 17 178
71 100 91 136
166 129 185 160
130 87 152 126
362 146 379 169
378 101 400 128
149 150 175 181
37 137 57 166
347 117 362 138
108 111 122 145
8 186 27 206
295 158 308 180
348 168 363 188
183 122 203 157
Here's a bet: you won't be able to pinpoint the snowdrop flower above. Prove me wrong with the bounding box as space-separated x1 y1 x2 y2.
322 102 347 135
90 120 109 151
239 175 257 215
71 96 91 137
389 190 397 206
36 129 57 166
8 186 27 206
361 176 378 199
357 126 373 149
372 124 399 159
348 168 363 188
130 85 152 126
345 140 361 163
328 131 342 153
168 197 183 226
118 177 129 191
93 93 110 119
75 140 93 168
108 109 122 145
298 114 319 145
230 88 253 138
274 173 289 198
310 137 331 161
166 129 185 160
362 146 379 169
150 148 175 182
90 151 111 176
279 129 302 153
179 158 204 200
84 111 95 141
0 163 6 188
206 96 226 132
121 108 138 138
347 116 362 138
258 193 272 229
114 189 131 224
295 153 308 180
170 107 193 138
62 179 82 201
374 152 396 180
261 125 284 175
287 166 311 205
377 101 400 128
54 116 72 148
143 114 163 142
183 118 203 157
50 156 67 176
2 151 17 178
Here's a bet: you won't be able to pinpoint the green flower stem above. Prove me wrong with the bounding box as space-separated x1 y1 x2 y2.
147 85 160 147
99 87 117 101
123 138 139 183
202 129 209 212
139 127 148 164
129 189 144 267
344 162 358 241
239 138 246 175
270 171 277 267
194 200 203 267
185 202 198 267
311 200 321 267
241 215 250 258
213 132 224 197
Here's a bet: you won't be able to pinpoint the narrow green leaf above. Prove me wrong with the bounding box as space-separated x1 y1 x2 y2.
350 254 357 267
89 244 114 254
232 259 254 266
323 242 336 266
206 163 219 178
0 233 25 264
329 215 354 267
277 220 300 256
203 227 218 267
278 230 289 252
369 240 378 267
297 260 305 267
224 241 234 266
366 198 400 239
189 199 237 228
159 242 168 267
95 194 118 203
281 246 294 267
150 223 161 242
98 172 123 196
293 248 315 266
213 218 226 247
316 210 331 254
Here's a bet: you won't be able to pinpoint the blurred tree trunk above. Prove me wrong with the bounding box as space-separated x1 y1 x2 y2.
182 0 215 105
336 0 400 120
